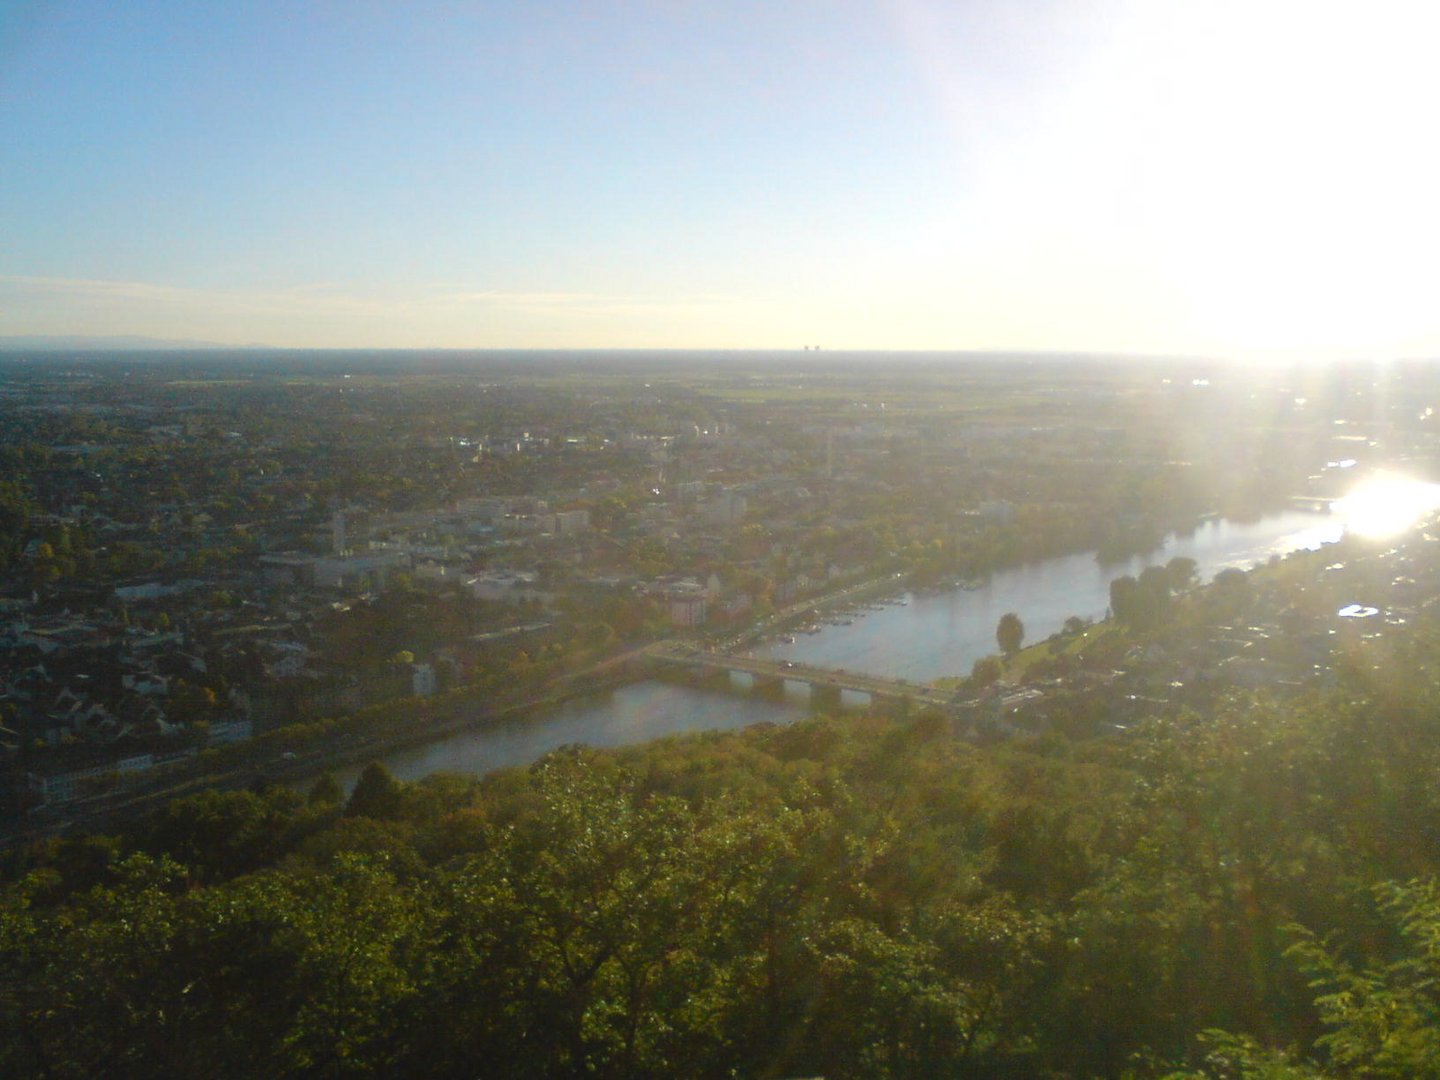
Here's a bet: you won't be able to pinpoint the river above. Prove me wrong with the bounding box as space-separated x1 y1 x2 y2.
753 509 1342 683
331 509 1340 789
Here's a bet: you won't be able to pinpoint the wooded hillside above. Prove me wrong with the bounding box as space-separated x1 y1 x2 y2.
5 625 1440 1078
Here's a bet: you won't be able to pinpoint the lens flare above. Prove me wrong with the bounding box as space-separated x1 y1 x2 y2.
1332 473 1440 539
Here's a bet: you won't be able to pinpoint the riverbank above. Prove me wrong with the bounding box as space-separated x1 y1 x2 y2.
724 571 910 649
0 667 641 846
1 571 893 842
4 507 1339 844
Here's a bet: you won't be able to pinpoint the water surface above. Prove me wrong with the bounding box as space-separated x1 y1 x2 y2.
341 510 1338 787
756 509 1340 683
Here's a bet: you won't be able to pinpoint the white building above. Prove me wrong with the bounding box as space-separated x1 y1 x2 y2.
207 719 254 746
412 663 438 696
468 570 548 604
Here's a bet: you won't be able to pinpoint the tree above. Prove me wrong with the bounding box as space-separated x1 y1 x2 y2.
146 787 303 882
167 679 218 726
996 612 1025 657
1164 880 1440 1079
308 773 344 807
1213 566 1250 594
1283 880 1440 1078
345 763 404 820
1137 565 1174 626
1165 555 1199 592
1110 573 1168 630
1110 575 1140 625
971 655 1003 688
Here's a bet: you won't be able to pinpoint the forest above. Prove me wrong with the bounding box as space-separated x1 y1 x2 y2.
4 607 1440 1078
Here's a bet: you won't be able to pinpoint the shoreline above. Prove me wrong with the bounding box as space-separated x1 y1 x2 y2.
2 503 1321 845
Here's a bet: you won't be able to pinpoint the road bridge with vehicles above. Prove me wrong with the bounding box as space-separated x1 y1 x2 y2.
644 643 978 717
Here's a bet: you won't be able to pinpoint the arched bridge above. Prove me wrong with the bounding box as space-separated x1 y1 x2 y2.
644 643 976 715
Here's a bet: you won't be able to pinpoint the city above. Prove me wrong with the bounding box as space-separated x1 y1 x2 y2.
7 0 1440 1071
5 350 1440 1075
3 352 1428 821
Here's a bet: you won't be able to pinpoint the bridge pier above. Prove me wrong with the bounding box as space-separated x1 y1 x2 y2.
810 683 842 712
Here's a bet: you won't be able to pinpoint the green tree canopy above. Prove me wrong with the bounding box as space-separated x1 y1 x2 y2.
996 612 1025 656
345 763 403 820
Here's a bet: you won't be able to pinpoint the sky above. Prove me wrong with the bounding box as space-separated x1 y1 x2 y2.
3 0 1440 357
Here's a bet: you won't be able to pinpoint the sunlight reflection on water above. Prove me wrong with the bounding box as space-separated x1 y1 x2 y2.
1333 472 1440 539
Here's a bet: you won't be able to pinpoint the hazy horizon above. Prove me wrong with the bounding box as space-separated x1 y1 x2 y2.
5 2 1439 362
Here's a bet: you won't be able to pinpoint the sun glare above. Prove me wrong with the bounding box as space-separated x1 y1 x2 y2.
1332 472 1440 539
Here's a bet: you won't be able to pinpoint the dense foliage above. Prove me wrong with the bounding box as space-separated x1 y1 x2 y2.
6 624 1440 1077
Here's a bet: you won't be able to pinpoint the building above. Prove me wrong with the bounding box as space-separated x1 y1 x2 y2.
25 752 158 805
668 593 708 628
659 579 709 627
701 491 747 528
312 551 408 591
554 509 590 537
468 570 548 604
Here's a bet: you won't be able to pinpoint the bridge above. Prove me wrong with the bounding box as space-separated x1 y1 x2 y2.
644 643 977 715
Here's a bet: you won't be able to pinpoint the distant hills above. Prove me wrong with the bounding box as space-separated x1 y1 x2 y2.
0 334 272 351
